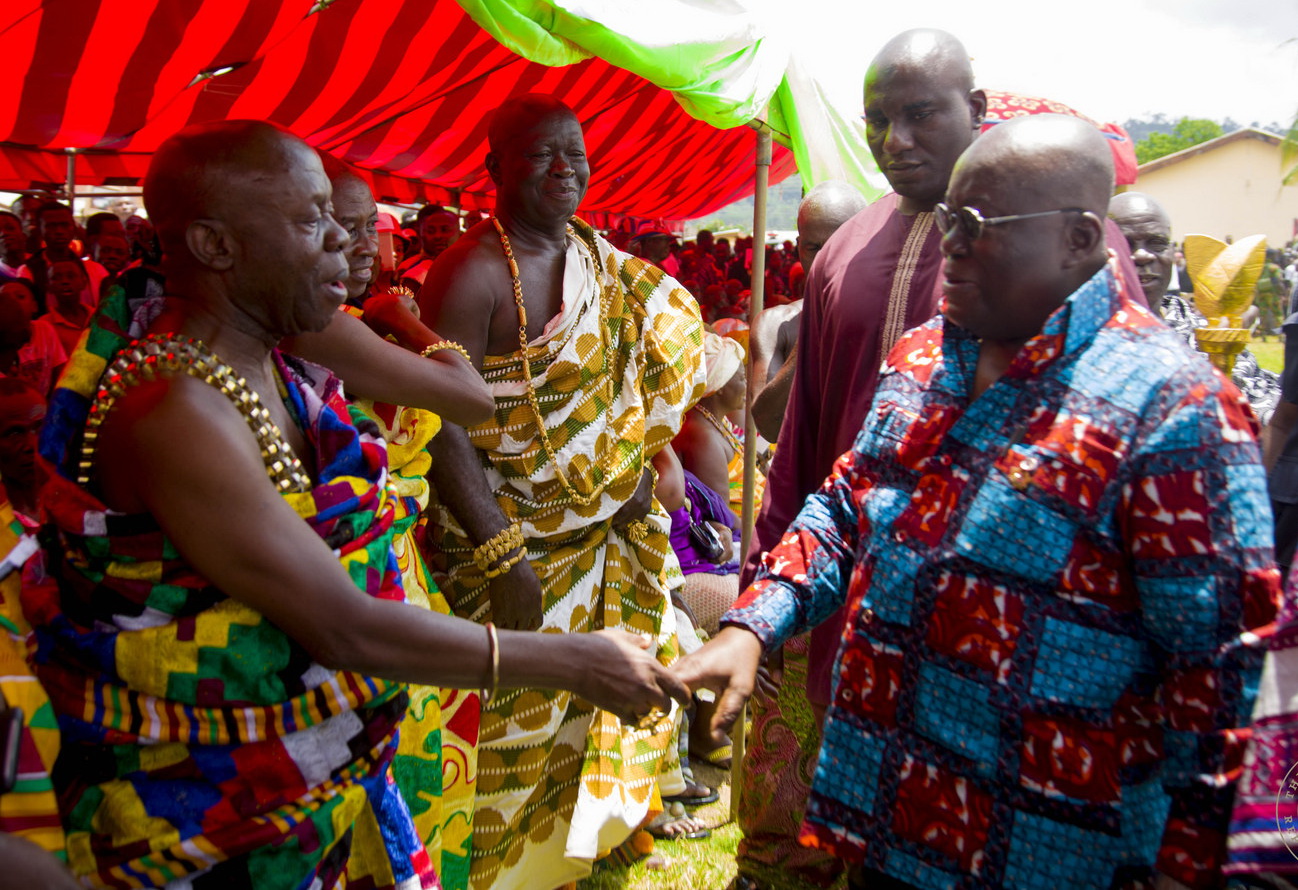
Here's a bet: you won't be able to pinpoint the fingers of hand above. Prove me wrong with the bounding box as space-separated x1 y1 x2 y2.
711 686 751 737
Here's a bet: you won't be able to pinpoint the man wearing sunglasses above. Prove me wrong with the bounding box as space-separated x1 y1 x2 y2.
684 114 1276 890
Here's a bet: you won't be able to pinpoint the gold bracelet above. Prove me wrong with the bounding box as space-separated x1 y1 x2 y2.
421 340 472 364
481 621 499 705
473 523 524 572
482 547 525 579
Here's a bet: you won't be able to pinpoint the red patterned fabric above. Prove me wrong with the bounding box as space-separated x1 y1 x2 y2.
982 90 1138 185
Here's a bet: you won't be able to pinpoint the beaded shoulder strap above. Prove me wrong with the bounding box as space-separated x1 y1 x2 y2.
78 334 311 493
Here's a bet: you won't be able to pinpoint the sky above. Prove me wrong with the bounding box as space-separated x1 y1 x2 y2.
786 0 1298 131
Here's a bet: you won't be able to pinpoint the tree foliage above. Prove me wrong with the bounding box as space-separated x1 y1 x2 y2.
1283 111 1298 186
1135 117 1224 164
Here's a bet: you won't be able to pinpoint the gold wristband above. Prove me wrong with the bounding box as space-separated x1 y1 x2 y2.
481 621 499 705
482 547 526 579
473 523 524 572
420 340 472 365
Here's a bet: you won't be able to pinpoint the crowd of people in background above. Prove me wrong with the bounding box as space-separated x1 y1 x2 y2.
6 25 1298 890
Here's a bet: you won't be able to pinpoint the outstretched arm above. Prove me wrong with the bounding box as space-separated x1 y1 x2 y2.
283 310 493 426
676 439 872 735
94 377 683 719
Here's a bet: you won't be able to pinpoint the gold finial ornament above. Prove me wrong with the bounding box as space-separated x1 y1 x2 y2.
1185 233 1267 374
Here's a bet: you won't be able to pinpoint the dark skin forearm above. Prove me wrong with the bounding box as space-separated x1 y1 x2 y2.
751 352 797 441
427 422 513 544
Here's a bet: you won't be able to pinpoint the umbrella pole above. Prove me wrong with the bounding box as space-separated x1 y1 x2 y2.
731 123 771 820
65 148 76 218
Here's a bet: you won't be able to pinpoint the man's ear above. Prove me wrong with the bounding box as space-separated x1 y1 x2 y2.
968 89 988 128
485 152 500 187
185 219 234 271
1063 211 1105 266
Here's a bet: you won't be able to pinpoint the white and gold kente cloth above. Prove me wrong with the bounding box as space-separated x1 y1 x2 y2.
427 218 704 890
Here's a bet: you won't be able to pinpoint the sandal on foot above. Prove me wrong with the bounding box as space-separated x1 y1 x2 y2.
695 742 732 770
663 781 719 807
646 809 710 841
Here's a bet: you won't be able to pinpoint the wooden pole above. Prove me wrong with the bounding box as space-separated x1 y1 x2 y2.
731 123 771 819
65 149 76 217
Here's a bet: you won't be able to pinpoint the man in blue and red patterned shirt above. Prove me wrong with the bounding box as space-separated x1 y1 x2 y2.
681 114 1280 890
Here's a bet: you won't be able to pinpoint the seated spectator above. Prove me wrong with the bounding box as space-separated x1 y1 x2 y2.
43 258 92 355
0 378 45 523
397 205 461 289
0 285 65 399
90 234 130 300
0 212 25 278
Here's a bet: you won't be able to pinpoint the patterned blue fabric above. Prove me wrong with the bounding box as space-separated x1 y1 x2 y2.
725 264 1280 889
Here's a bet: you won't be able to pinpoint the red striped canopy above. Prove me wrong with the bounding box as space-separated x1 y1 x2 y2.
0 0 797 222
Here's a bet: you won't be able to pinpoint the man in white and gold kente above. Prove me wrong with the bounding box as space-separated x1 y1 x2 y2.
417 94 705 890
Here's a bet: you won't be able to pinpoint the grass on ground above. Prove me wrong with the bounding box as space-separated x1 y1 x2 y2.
1250 334 1284 374
575 761 843 890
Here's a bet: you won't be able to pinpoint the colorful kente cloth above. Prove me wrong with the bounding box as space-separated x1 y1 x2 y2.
725 263 1280 889
25 288 437 889
0 502 65 859
357 397 479 890
427 218 704 890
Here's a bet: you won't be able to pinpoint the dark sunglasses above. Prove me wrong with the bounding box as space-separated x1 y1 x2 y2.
935 203 1085 240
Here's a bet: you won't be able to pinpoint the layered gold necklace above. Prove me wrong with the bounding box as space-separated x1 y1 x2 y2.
80 334 311 493
492 218 639 507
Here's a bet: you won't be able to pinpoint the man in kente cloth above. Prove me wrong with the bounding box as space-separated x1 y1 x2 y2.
417 94 705 890
24 119 688 890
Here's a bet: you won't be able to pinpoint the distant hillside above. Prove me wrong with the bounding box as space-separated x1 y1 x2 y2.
1121 114 1285 144
683 175 802 236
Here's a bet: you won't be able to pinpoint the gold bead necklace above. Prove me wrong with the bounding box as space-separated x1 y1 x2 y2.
79 334 311 493
491 218 640 507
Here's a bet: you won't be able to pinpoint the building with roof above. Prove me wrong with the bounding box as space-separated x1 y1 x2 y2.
1133 128 1298 248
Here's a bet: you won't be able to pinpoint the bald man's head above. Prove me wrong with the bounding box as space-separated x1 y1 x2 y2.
864 29 985 214
487 94 579 156
797 181 868 270
144 120 319 260
940 114 1113 344
960 114 1114 218
486 94 588 226
1109 191 1174 308
143 120 349 336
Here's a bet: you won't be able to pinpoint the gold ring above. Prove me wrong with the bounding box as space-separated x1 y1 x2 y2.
635 707 667 731
626 520 649 543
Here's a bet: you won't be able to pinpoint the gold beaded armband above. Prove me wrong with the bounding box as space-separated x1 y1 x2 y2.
473 523 524 572
482 548 526 579
421 340 472 364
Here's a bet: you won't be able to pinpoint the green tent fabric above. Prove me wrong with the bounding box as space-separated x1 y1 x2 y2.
457 0 886 201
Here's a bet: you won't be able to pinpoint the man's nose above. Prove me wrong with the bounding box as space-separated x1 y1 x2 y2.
323 214 348 250
550 155 573 176
940 223 970 256
882 121 914 153
1132 247 1154 265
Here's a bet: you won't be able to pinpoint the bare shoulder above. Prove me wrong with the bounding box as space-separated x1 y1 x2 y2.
94 375 271 514
752 302 802 359
417 225 506 316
